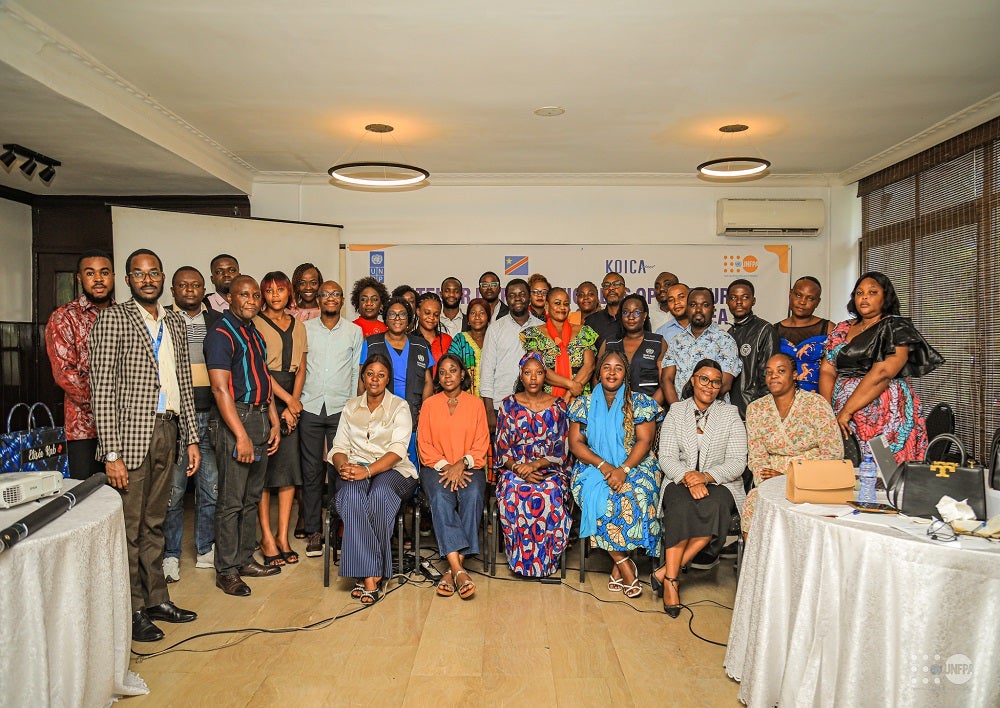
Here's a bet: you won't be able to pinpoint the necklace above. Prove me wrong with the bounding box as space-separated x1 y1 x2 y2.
859 316 882 332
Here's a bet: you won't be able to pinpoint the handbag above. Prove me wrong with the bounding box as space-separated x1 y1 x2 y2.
0 403 69 477
786 458 856 504
886 433 987 520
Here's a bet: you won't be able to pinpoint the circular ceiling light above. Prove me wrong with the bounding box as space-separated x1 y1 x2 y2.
534 106 565 117
697 124 770 179
329 124 429 188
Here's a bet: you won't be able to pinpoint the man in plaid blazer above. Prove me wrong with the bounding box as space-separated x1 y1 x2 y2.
91 248 200 642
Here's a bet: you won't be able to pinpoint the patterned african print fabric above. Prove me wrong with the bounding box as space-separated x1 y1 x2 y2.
493 396 571 577
568 391 663 556
777 319 829 393
519 324 599 396
447 332 484 396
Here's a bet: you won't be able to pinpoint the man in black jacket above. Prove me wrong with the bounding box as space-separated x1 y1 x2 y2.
727 279 779 420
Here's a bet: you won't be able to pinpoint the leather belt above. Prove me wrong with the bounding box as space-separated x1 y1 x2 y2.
155 411 178 421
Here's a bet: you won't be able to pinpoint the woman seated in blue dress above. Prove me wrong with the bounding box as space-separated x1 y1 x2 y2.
568 350 663 598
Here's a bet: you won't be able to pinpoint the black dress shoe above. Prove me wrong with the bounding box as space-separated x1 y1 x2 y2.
132 610 164 642
145 601 197 623
238 560 281 577
216 572 251 596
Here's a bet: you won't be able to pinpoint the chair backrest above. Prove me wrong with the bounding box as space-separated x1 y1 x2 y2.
990 427 1000 491
925 403 956 440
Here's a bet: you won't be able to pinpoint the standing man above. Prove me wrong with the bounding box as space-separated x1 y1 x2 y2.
655 283 690 348
585 272 627 346
660 287 742 406
298 281 363 558
45 249 116 479
91 248 199 642
726 279 780 419
474 271 508 323
162 266 221 583
205 275 282 596
205 254 240 313
480 279 543 434
439 277 465 337
648 271 679 332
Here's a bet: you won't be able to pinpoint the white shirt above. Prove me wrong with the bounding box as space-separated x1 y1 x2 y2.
327 391 416 478
138 302 181 413
479 312 543 409
649 307 674 333
439 308 465 337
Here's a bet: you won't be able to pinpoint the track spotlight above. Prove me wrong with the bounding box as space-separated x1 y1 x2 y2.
0 146 15 169
0 143 61 185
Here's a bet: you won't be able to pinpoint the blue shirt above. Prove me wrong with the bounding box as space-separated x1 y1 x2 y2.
662 322 742 400
300 316 364 416
204 310 271 405
655 319 686 349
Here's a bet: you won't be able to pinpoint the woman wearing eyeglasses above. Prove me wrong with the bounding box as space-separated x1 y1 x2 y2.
598 293 667 406
527 273 551 320
519 287 598 406
655 358 747 617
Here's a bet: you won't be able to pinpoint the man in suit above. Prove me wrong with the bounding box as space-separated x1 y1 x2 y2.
91 248 200 642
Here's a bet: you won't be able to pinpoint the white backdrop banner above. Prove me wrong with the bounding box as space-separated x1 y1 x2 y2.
346 243 792 325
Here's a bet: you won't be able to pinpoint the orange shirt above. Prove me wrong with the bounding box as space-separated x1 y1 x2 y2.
416 391 490 469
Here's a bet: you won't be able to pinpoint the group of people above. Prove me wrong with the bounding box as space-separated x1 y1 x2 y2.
45 247 943 637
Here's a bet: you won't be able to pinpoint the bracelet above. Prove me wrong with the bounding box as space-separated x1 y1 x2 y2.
364 464 371 479
597 460 606 472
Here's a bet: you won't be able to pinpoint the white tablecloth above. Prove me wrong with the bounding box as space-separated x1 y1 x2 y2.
0 480 147 706
725 477 1000 707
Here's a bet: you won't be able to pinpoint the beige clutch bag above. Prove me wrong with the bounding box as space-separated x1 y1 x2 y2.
786 459 855 504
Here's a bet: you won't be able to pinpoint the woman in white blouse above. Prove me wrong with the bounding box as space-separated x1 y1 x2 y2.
328 352 418 605
655 358 747 617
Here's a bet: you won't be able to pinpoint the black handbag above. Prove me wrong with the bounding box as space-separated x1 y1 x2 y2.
886 433 987 519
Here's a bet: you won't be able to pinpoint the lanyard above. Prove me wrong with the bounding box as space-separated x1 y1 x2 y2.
149 320 164 363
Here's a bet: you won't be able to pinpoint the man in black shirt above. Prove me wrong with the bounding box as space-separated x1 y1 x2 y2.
585 272 627 346
727 279 779 419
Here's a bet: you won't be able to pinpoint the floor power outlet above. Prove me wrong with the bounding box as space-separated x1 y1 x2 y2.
419 558 443 583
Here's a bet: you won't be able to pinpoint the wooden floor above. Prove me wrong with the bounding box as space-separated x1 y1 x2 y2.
128 506 743 707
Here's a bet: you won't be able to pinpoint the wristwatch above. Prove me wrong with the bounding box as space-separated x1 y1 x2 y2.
105 451 121 463
621 465 631 475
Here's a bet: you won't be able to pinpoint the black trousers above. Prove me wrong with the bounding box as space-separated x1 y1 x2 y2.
298 406 341 534
67 438 103 480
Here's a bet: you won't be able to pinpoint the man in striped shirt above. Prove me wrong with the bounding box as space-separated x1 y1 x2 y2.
205 275 281 597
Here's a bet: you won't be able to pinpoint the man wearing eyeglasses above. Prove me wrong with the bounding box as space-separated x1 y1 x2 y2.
91 249 200 642
473 271 509 322
45 249 116 479
585 272 627 347
298 281 364 558
205 253 240 313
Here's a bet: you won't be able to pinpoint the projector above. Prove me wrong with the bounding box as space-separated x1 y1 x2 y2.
0 471 63 509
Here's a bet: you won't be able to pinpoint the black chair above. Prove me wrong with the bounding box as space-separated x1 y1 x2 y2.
925 403 964 462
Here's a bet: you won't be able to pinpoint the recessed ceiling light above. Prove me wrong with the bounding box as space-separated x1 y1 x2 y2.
534 106 565 117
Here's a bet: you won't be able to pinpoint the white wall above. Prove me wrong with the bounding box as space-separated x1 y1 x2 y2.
0 197 33 322
252 179 862 321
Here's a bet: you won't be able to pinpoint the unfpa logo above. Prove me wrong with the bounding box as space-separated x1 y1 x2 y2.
723 254 759 274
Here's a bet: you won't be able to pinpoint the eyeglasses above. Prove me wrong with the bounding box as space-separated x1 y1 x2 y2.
695 374 723 389
602 280 625 289
927 519 957 542
621 309 645 319
530 289 549 296
479 282 500 290
213 266 238 276
385 311 409 321
318 291 343 299
129 270 164 282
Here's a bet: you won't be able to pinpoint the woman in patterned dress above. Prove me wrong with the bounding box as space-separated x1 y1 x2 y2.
741 353 843 535
819 272 942 464
568 350 663 598
447 298 490 396
520 287 598 406
776 276 833 392
494 353 571 577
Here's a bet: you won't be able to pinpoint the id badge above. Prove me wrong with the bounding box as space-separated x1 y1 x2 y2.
156 390 167 414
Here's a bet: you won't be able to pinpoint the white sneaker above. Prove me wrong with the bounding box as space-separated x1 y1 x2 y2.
195 546 215 569
163 556 180 583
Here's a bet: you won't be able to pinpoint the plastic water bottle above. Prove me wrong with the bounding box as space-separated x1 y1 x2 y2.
858 454 878 504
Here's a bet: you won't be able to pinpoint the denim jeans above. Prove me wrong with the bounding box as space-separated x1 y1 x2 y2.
163 411 218 558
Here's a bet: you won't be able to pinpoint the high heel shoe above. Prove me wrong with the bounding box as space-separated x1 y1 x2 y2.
663 576 682 618
617 557 642 599
650 565 665 598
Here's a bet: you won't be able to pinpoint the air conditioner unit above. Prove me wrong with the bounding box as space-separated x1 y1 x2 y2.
717 198 825 236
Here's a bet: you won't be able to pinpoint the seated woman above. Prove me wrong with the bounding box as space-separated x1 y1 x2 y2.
328 353 418 604
598 294 667 405
568 350 663 599
520 287 598 406
494 353 572 577
741 353 844 535
819 271 943 463
417 354 490 599
776 276 833 392
656 359 747 617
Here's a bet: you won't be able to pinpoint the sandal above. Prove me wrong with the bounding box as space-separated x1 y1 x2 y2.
294 513 306 540
359 584 383 605
454 570 476 600
663 577 682 618
609 556 634 593
261 552 286 567
280 548 299 564
350 582 364 599
618 558 642 599
436 570 455 597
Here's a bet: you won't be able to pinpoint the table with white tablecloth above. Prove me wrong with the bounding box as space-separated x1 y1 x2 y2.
725 476 1000 708
0 480 147 706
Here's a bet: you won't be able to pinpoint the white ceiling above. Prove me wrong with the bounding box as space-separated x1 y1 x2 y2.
1 0 998 195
